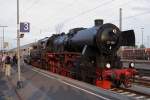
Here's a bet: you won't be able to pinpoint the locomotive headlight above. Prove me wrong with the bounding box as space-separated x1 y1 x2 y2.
129 62 134 68
106 63 111 68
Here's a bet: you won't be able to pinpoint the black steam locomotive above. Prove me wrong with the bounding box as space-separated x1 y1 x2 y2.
29 19 137 88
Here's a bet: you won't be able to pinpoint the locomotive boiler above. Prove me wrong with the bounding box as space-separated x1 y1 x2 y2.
30 19 137 88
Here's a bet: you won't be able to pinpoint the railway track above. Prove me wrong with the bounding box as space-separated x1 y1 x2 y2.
26 64 150 100
122 59 150 64
33 66 150 100
136 69 150 77
110 87 150 100
134 77 150 88
109 76 150 100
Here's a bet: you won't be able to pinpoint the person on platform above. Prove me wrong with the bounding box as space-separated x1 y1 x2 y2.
0 54 2 71
12 54 17 66
2 53 6 72
5 55 11 77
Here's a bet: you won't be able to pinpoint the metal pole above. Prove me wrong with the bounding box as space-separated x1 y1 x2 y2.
0 37 2 52
119 8 123 58
0 26 8 54
3 27 4 52
17 0 23 89
148 36 150 47
119 8 122 31
141 28 144 47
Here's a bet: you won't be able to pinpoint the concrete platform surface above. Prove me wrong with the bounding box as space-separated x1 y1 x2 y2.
1 64 135 100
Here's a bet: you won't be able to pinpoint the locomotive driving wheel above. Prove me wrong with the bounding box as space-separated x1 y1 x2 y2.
113 80 122 88
123 76 132 88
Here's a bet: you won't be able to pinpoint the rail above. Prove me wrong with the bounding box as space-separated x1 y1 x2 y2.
134 77 150 88
136 69 150 76
121 59 150 64
110 87 150 99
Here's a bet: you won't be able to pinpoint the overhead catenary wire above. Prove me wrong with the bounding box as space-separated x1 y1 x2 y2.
53 0 115 25
21 0 42 16
109 10 150 23
34 0 116 32
21 0 132 32
123 11 150 20
19 0 150 45
38 0 132 32
21 0 77 20
38 10 150 41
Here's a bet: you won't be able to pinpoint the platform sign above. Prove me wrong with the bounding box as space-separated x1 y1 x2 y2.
20 22 30 32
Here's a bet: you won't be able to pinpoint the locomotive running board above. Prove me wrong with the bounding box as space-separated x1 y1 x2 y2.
120 30 135 46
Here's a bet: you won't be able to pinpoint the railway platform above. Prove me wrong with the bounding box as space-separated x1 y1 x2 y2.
0 72 19 100
0 64 136 100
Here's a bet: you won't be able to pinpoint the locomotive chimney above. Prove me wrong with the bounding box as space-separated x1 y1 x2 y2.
94 19 103 26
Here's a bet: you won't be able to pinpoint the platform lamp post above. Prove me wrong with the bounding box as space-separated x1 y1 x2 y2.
17 0 23 89
17 0 30 88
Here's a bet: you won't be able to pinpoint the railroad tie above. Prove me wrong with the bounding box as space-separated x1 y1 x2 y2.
117 90 124 93
119 92 130 95
135 96 145 99
126 93 136 97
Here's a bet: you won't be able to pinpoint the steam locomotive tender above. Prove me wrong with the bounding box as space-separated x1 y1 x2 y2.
30 19 137 88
